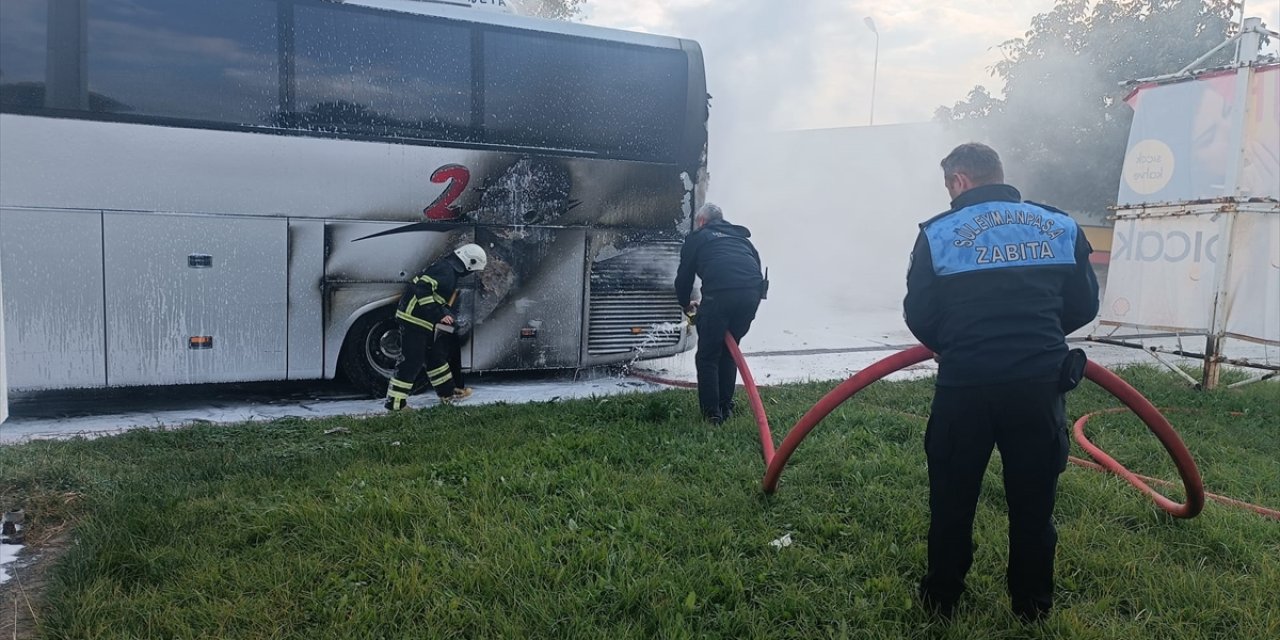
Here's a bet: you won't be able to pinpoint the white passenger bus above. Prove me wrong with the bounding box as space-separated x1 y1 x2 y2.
0 0 707 395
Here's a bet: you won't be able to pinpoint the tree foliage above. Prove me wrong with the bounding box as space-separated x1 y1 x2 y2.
514 0 585 20
936 0 1239 220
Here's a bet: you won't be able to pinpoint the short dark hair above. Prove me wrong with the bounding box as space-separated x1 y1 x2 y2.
940 143 1004 185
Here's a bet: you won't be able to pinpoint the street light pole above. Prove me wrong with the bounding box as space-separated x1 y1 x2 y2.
864 16 879 126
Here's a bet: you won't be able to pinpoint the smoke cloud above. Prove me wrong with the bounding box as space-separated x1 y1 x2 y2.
583 2 980 350
582 1 1279 354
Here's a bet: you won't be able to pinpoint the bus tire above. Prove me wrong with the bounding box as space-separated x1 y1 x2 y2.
340 308 428 398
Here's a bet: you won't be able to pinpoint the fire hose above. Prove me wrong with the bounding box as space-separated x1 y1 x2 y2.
633 334 1278 520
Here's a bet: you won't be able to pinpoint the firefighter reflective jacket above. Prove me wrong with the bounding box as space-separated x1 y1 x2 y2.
396 255 463 332
904 184 1100 387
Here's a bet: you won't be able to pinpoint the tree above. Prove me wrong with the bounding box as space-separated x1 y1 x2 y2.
935 0 1239 221
509 0 584 20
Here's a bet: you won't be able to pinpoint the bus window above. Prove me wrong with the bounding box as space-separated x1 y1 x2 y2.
86 0 278 125
483 30 688 162
290 2 473 141
0 0 47 109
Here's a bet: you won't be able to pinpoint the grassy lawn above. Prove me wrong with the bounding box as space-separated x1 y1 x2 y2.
2 367 1277 639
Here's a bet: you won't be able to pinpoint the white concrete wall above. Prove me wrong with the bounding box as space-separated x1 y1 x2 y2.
710 122 966 351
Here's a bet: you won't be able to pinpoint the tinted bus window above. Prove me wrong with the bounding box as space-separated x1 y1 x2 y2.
86 0 277 125
484 31 687 162
0 0 47 109
291 3 472 141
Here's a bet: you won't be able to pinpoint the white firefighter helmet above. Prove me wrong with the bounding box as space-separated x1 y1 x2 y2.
454 243 487 272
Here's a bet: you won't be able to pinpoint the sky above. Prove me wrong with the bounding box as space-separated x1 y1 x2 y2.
582 0 1280 132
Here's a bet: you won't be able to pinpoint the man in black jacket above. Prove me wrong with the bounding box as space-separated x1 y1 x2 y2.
675 203 764 424
385 243 487 411
904 143 1099 621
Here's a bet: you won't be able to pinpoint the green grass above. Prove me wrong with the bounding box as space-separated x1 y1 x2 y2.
2 367 1277 639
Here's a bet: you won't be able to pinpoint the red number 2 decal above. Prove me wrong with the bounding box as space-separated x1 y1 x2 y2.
423 164 471 220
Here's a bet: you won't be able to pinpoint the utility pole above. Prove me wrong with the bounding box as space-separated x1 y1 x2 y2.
864 16 879 126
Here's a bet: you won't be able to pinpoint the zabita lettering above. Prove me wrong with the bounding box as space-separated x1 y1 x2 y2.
975 241 1056 264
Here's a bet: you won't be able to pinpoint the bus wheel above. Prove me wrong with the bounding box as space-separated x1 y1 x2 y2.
340 309 427 397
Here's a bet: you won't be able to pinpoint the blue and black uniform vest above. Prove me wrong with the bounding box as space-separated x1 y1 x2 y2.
904 184 1100 387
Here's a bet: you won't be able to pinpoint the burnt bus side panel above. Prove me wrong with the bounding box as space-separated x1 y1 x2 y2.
0 207 107 390
680 38 710 191
322 221 470 380
471 227 586 371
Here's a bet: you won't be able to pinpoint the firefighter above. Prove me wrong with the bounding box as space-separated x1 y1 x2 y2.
675 203 765 424
384 243 487 411
904 143 1099 621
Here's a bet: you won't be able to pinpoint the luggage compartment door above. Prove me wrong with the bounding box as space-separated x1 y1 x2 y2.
470 227 586 371
0 207 107 390
104 213 287 386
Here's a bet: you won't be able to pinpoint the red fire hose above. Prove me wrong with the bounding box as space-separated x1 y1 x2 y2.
1070 364 1204 518
728 338 1218 519
724 334 775 463
632 335 1276 519
760 345 934 492
1068 454 1279 520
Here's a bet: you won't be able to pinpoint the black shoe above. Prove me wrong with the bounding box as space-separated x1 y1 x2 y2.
719 403 735 420
919 593 956 621
1012 602 1051 624
918 583 957 621
702 412 724 426
384 398 404 412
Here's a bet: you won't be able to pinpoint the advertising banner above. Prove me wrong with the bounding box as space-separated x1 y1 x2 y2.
1223 208 1280 343
1117 65 1280 206
1099 205 1280 345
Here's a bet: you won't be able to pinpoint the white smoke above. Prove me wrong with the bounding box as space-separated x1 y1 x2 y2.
579 2 1280 352
713 124 963 351
584 2 974 350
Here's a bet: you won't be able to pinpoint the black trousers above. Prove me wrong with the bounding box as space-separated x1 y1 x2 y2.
920 382 1068 616
443 333 466 390
388 323 454 404
694 288 761 419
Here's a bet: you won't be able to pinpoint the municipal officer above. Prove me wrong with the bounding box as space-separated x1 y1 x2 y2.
385 243 487 411
904 143 1099 621
675 203 765 424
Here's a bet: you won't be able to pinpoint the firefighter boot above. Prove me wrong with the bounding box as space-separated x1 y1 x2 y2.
719 399 736 420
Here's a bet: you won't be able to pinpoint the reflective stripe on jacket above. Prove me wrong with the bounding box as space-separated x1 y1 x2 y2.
396 256 461 331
